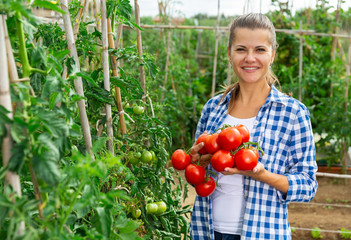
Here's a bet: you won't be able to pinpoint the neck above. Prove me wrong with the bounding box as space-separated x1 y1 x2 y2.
228 81 271 118
237 81 271 104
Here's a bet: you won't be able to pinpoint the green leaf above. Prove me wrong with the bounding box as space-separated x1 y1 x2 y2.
0 166 8 180
32 154 60 186
85 87 114 105
32 134 61 186
0 106 12 124
117 232 143 240
92 136 108 153
77 71 99 88
42 75 61 99
32 0 65 14
96 207 111 237
8 142 27 173
49 92 60 109
36 110 69 138
115 216 140 233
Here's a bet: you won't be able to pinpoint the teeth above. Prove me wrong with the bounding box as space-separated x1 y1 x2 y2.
243 67 258 70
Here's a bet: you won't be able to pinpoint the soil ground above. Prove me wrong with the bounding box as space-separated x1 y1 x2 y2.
177 172 351 240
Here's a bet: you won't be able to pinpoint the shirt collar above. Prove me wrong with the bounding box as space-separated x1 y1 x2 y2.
219 85 287 107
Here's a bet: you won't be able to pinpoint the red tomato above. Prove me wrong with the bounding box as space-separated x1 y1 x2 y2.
171 149 191 170
235 124 250 143
218 127 242 151
210 149 235 172
204 133 220 154
195 177 216 197
196 133 209 154
234 148 258 171
185 164 206 185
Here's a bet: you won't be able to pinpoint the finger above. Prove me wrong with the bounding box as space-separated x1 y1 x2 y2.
224 167 240 175
190 142 205 155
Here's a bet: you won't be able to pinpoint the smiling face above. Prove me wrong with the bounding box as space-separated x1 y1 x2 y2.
228 27 276 85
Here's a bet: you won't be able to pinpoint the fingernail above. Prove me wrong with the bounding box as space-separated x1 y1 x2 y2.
224 168 229 171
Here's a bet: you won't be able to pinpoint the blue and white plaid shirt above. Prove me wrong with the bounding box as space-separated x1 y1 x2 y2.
190 85 318 240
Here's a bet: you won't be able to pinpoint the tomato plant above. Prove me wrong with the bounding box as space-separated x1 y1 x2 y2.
204 133 220 154
185 164 206 185
234 148 259 171
235 124 250 143
196 132 209 154
218 127 242 151
195 177 216 197
171 149 191 170
210 149 235 172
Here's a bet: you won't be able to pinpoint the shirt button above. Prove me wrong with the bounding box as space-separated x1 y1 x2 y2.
254 121 258 125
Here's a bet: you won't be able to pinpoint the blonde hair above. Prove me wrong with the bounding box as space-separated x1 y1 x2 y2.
221 13 280 107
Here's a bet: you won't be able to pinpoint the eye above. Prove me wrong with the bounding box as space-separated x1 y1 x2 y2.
235 48 245 52
257 48 266 52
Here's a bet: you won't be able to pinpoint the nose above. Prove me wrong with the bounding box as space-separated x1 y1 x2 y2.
245 51 255 62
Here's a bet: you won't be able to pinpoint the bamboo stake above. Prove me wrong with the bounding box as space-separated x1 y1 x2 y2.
160 22 172 101
107 19 127 135
329 0 342 97
94 0 101 32
342 38 351 173
298 21 303 101
134 0 146 94
211 0 220 97
73 0 86 38
60 0 93 155
2 16 18 82
82 0 90 22
100 0 113 153
0 14 24 235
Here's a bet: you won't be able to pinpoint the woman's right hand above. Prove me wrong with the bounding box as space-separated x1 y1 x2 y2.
189 142 212 168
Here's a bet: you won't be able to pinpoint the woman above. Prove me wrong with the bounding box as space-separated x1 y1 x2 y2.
189 13 318 240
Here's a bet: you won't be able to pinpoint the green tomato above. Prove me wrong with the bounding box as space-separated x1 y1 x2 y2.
132 209 141 219
127 151 139 165
141 150 153 163
150 150 156 161
146 203 158 214
133 106 144 115
155 201 167 214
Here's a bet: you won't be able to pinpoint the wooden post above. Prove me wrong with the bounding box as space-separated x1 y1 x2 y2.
161 21 172 101
330 0 342 97
60 0 93 155
134 0 146 95
101 0 114 153
73 0 86 38
2 15 18 82
0 14 24 235
211 0 220 97
107 19 127 135
343 38 351 173
298 21 303 101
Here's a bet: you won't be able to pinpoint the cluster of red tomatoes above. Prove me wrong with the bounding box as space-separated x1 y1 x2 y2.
171 124 263 197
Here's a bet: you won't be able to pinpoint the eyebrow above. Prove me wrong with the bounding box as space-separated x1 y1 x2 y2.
234 45 269 48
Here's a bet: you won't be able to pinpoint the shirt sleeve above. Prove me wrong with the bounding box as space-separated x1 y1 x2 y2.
277 107 318 203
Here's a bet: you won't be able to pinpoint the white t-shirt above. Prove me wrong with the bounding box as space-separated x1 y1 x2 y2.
211 114 256 235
